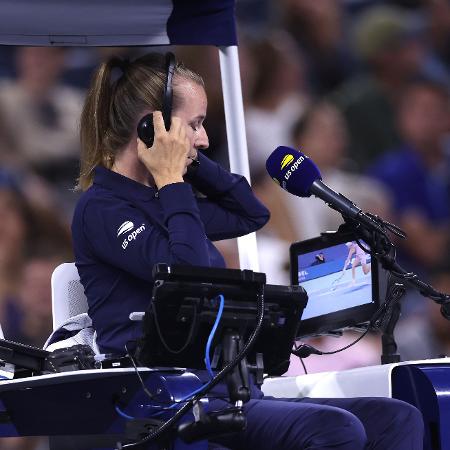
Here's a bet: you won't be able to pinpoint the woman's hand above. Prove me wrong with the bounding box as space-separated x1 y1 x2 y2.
137 111 190 189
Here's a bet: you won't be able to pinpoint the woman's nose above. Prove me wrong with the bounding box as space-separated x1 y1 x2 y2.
195 126 209 150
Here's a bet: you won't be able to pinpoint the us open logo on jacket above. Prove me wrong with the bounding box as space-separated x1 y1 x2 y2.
117 221 146 249
117 221 134 237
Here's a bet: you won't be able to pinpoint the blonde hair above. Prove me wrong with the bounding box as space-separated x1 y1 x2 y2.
77 53 204 191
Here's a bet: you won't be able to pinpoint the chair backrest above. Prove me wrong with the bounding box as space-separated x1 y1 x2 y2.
51 262 88 331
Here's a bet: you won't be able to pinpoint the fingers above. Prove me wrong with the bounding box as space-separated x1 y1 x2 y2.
152 111 165 135
136 137 147 154
169 116 189 155
136 137 149 162
152 113 188 140
170 116 181 136
141 112 190 158
183 135 190 156
178 120 186 142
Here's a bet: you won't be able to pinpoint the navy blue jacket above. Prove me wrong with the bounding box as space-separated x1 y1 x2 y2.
72 152 270 354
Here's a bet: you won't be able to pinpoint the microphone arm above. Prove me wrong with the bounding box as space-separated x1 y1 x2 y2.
310 180 388 236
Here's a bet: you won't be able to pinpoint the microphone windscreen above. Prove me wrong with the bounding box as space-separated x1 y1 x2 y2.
265 146 322 197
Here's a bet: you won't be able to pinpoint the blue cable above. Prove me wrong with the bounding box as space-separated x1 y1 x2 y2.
152 294 225 414
116 294 225 421
115 404 135 420
205 294 225 378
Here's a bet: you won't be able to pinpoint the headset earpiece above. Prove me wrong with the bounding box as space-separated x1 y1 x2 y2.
136 52 176 148
137 114 154 148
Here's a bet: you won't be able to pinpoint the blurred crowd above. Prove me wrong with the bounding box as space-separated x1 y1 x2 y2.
0 0 450 447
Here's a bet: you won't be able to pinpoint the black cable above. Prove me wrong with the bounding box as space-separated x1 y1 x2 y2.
126 340 233 407
125 341 155 401
151 301 198 354
387 261 450 305
319 328 370 355
118 287 265 449
355 237 371 255
365 213 407 239
292 326 371 359
299 358 307 375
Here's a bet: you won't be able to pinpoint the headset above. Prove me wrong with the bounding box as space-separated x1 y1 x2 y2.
136 52 176 148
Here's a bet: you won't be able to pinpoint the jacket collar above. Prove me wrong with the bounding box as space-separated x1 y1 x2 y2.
93 166 157 202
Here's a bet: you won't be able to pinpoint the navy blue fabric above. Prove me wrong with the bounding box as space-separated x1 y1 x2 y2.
209 396 424 449
0 0 237 47
71 152 269 355
368 146 450 224
168 0 237 46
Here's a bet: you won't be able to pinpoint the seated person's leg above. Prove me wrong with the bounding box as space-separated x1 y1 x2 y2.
210 397 367 450
300 397 424 450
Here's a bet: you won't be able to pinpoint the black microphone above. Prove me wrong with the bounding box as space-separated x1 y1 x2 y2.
188 156 200 167
266 146 385 233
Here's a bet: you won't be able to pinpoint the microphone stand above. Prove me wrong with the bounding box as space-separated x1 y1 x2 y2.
370 281 404 364
337 210 450 364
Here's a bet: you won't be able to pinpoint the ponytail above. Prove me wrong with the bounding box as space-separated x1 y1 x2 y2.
78 59 117 190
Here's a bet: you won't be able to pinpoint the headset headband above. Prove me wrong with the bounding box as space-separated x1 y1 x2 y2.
162 52 176 131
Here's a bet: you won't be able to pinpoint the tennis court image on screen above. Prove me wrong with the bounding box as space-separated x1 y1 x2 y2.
297 241 372 320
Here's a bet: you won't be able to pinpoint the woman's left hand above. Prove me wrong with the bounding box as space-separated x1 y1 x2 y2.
137 111 190 189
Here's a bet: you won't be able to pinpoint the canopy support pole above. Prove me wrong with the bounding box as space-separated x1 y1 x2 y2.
218 45 259 272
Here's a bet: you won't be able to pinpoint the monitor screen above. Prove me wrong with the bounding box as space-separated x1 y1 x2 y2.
290 231 384 337
298 240 372 320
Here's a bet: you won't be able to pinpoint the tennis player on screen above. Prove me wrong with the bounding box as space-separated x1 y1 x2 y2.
342 241 371 286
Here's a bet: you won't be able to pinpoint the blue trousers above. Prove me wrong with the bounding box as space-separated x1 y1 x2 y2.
209 396 424 450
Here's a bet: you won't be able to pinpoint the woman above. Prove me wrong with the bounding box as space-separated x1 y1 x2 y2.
72 53 423 450
343 241 371 286
72 53 270 355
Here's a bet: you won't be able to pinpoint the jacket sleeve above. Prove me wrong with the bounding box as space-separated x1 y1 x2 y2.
185 152 270 241
79 182 211 281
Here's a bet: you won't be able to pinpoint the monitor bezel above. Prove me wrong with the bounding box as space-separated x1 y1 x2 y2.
290 230 383 337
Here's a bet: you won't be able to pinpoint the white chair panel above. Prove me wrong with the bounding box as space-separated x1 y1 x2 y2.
51 262 88 330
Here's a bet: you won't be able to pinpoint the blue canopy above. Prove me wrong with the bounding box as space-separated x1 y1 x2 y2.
0 0 237 46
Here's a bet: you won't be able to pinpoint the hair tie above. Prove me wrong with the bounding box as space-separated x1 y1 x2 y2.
110 57 131 85
117 57 130 74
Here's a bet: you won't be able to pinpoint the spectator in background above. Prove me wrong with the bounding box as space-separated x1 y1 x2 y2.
0 118 72 450
16 250 71 348
279 0 354 95
0 47 84 199
63 47 134 90
285 101 391 241
368 79 450 276
0 169 73 346
332 5 426 169
11 210 72 347
426 0 450 84
245 32 309 175
0 175 31 337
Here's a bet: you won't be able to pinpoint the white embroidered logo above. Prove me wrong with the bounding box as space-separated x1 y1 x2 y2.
121 224 146 250
117 221 134 237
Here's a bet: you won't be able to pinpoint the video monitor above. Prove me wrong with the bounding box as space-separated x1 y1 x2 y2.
290 231 387 337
